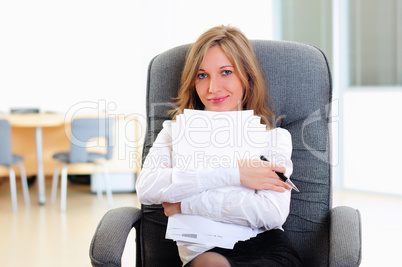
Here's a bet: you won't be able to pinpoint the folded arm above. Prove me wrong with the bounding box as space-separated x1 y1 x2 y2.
173 128 294 229
136 121 241 205
181 188 291 230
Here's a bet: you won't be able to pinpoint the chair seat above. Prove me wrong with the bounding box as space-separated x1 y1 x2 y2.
12 154 24 164
1 154 24 166
53 152 106 163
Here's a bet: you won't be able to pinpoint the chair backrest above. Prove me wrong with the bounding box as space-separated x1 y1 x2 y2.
69 117 114 163
0 119 13 166
141 40 332 266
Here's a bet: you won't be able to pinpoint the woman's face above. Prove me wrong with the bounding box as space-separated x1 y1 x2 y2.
195 45 244 112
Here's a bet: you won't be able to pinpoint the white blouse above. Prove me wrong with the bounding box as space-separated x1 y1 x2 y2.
136 120 293 230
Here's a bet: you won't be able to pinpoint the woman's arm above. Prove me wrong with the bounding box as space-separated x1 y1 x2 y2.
180 187 291 230
136 121 242 205
178 128 293 229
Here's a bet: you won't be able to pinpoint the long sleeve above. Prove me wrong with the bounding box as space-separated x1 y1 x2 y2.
180 128 293 230
136 121 241 205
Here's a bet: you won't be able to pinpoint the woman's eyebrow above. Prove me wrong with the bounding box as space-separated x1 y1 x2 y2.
198 65 233 71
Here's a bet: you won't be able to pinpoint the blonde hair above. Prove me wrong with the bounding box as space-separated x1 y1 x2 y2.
171 25 276 128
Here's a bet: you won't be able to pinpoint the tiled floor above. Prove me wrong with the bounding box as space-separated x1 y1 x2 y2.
0 177 138 267
1 177 401 266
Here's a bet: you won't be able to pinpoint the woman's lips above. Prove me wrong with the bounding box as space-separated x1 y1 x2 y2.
209 95 229 103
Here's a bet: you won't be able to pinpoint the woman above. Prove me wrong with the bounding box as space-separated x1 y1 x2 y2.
136 25 303 267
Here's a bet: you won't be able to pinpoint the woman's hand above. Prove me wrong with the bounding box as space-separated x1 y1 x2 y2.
162 202 181 217
238 159 291 192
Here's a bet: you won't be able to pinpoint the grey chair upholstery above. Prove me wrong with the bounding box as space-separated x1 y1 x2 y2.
0 119 30 212
51 117 114 211
89 40 362 267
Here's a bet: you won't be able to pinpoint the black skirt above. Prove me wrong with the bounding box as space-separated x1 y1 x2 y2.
185 229 303 267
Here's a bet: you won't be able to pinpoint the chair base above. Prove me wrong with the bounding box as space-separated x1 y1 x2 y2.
51 163 113 212
8 162 30 212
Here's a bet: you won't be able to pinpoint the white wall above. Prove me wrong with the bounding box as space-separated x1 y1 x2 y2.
343 89 402 195
140 0 274 69
0 0 141 115
1 0 274 119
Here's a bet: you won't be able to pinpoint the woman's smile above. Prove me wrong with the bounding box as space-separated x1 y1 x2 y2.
208 95 230 104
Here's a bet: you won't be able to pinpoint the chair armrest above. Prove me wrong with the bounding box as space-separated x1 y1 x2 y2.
90 206 142 267
329 206 362 267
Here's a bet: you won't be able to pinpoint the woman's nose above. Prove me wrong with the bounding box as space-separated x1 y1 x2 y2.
208 78 220 93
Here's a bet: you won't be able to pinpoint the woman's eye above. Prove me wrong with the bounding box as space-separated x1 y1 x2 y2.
222 70 232 76
197 73 207 79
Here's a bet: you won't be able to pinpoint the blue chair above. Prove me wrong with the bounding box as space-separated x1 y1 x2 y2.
51 117 114 211
0 119 30 212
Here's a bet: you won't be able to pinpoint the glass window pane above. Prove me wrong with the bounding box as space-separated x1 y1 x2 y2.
348 0 402 86
281 0 333 68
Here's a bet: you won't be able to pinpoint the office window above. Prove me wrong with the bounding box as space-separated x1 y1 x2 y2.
348 0 402 86
280 0 333 68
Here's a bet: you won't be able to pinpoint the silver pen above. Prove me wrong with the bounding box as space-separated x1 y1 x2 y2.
260 155 300 192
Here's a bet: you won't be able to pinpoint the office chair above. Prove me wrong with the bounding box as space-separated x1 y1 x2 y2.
51 117 114 211
0 119 30 212
9 108 40 187
89 41 362 266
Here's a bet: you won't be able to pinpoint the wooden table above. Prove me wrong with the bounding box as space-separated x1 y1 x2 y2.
4 113 65 205
1 113 141 204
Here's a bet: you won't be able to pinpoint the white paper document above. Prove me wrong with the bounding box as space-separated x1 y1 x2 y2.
166 213 258 249
166 109 267 249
